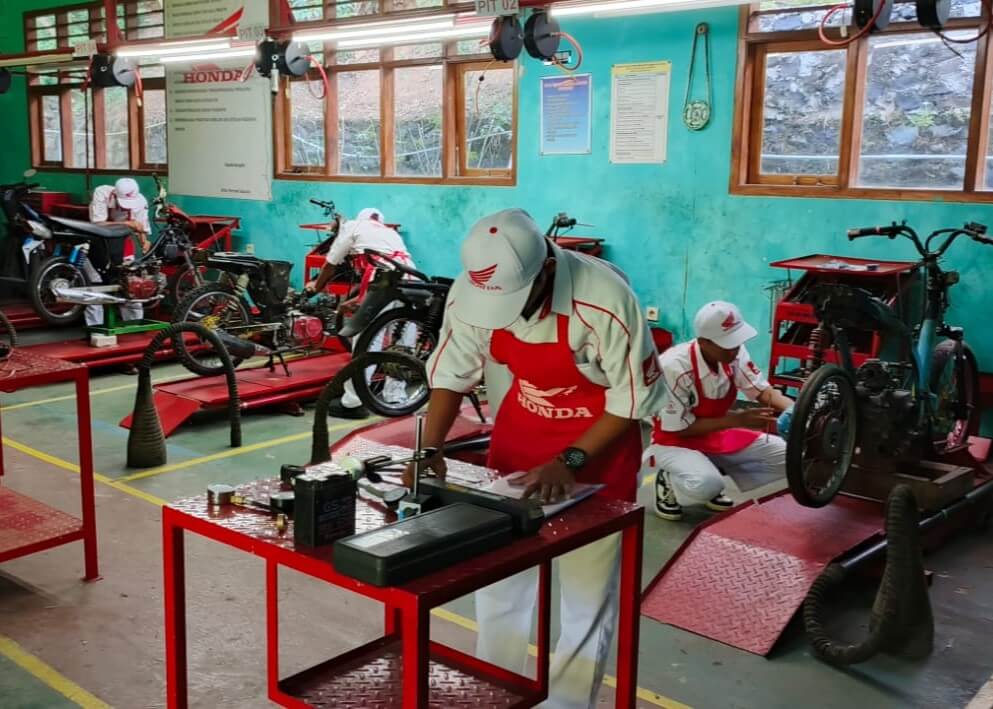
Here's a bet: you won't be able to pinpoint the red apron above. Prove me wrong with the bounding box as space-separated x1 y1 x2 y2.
652 342 760 455
486 314 643 502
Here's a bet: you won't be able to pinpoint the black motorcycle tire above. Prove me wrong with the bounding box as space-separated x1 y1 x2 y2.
786 364 859 508
173 282 250 376
169 263 206 306
351 307 436 417
28 255 89 327
929 340 980 450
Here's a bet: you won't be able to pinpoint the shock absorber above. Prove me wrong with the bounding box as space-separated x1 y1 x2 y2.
418 295 445 358
227 273 250 317
805 324 826 377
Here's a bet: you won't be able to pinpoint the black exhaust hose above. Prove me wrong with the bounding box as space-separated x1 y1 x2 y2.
0 310 18 347
127 322 241 468
803 484 933 665
309 351 428 465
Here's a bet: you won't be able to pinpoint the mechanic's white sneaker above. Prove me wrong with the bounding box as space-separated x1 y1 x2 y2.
706 494 735 513
654 471 682 521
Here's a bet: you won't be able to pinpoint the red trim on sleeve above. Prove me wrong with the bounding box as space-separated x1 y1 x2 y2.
429 328 454 384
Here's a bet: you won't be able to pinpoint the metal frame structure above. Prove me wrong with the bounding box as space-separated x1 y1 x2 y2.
0 350 97 580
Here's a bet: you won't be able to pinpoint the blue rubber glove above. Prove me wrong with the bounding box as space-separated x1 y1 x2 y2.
777 406 795 439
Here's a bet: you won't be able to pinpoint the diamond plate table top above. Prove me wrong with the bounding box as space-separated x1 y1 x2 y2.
0 349 84 386
0 487 83 557
641 492 884 656
280 640 527 708
168 438 640 600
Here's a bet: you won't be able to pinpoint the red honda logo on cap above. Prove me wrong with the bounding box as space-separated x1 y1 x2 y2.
469 264 498 287
721 312 737 331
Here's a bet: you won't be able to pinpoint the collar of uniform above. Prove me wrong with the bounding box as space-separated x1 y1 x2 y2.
548 241 573 317
692 338 726 379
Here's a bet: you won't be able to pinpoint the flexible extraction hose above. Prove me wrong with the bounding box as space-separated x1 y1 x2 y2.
0 311 18 347
309 351 427 465
127 322 241 468
803 484 934 665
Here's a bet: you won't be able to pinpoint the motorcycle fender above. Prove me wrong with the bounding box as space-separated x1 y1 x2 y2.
339 288 402 337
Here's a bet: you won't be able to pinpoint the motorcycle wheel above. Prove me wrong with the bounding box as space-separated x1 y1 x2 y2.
351 307 436 417
929 340 980 451
786 364 859 508
28 256 88 327
173 283 251 376
169 264 207 306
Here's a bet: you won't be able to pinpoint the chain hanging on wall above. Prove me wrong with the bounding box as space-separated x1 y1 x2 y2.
682 23 712 131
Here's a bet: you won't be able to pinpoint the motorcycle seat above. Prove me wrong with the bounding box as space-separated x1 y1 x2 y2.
48 216 133 239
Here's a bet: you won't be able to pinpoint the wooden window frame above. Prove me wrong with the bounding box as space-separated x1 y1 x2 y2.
275 50 517 186
454 60 517 180
731 4 993 203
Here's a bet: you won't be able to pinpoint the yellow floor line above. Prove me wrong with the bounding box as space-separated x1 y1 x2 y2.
429 608 691 709
0 633 112 708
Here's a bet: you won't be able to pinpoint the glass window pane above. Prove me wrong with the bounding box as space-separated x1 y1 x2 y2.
143 89 167 165
760 49 846 176
857 32 976 190
290 81 326 167
454 38 488 56
70 89 95 168
389 0 443 10
463 66 514 172
334 0 380 19
336 49 380 65
987 104 993 189
42 95 62 162
338 71 381 175
394 43 443 61
394 65 442 177
103 87 130 169
289 0 324 22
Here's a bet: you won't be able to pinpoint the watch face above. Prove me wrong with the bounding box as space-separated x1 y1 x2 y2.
563 448 587 469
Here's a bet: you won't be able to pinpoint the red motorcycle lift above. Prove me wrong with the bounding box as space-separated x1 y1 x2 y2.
642 442 993 656
119 349 350 437
24 331 201 369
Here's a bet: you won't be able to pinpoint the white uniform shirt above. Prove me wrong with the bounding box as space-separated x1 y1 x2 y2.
427 246 665 420
89 185 151 233
656 339 770 432
326 218 415 268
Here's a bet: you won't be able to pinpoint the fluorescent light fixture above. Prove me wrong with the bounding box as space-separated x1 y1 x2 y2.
159 47 257 64
116 39 232 58
551 0 748 18
0 52 74 68
293 13 456 42
336 24 490 49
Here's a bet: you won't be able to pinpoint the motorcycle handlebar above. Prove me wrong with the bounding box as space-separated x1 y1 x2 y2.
847 224 902 240
310 198 334 209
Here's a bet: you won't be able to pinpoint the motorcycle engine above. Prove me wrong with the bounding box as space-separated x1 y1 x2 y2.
855 359 918 459
120 263 167 301
290 314 325 347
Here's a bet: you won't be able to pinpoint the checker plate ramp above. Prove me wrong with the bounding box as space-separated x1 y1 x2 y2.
641 491 884 655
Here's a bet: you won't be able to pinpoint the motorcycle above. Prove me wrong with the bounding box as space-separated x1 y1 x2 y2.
785 221 989 508
147 174 209 305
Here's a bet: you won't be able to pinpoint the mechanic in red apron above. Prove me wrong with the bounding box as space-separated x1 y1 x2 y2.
642 301 794 522
410 209 664 708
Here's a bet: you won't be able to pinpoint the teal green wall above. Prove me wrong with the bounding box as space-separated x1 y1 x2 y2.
3 1 992 374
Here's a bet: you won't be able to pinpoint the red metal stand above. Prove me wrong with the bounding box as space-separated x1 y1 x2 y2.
0 350 98 580
24 332 203 369
162 478 643 708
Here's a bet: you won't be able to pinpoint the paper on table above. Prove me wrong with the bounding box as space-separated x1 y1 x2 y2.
482 474 604 517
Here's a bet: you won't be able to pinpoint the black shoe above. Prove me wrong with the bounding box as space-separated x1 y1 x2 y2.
120 364 138 376
654 471 682 521
706 493 734 513
328 398 370 420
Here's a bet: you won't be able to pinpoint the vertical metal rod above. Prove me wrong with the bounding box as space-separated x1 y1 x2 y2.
412 412 424 498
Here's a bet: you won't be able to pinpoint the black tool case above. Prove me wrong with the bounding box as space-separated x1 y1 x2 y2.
333 503 513 586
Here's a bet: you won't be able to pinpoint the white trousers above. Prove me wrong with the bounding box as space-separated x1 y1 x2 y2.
81 259 143 327
641 436 786 506
475 533 620 709
341 301 413 409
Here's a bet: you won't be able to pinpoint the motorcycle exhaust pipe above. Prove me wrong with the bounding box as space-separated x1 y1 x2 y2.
214 329 268 360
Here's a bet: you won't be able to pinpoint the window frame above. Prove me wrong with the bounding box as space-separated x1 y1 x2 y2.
23 2 168 174
275 49 517 186
731 4 993 202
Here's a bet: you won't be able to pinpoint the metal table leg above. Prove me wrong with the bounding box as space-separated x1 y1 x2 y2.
616 516 644 708
163 509 188 709
401 600 429 708
75 372 99 580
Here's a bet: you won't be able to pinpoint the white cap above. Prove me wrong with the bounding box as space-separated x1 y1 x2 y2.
449 209 548 329
356 207 383 222
694 301 757 349
114 177 143 210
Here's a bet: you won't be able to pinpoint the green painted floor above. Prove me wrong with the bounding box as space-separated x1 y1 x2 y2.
1 344 992 708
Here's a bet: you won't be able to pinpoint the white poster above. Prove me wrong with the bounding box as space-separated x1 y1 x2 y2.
164 0 272 201
610 61 671 164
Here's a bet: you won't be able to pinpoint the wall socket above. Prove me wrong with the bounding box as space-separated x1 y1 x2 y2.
646 306 659 322
245 243 255 254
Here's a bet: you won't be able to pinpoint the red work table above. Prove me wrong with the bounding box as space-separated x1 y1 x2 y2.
0 350 97 579
162 477 644 708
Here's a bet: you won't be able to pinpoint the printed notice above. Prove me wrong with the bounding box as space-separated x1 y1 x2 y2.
610 61 670 164
540 74 592 155
164 0 272 200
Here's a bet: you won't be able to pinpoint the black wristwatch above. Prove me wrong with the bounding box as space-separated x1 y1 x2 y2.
558 447 588 471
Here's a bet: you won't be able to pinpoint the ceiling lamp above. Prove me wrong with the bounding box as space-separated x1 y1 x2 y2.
550 0 751 18
292 14 457 43
337 23 491 49
115 37 233 58
159 47 258 64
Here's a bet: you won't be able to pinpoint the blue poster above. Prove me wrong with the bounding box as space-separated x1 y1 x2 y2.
540 74 592 155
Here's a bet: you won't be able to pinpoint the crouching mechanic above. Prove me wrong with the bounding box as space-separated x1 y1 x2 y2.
305 208 415 419
406 209 665 708
644 301 794 521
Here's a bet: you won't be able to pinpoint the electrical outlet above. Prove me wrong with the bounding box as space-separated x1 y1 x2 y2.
646 306 659 322
245 243 255 254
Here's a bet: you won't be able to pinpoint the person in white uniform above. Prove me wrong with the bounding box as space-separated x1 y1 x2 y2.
643 301 794 521
87 178 151 327
408 209 664 708
305 208 415 418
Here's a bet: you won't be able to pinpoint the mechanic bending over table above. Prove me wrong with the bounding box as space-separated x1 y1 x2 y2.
404 208 665 709
642 301 794 522
305 207 416 420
